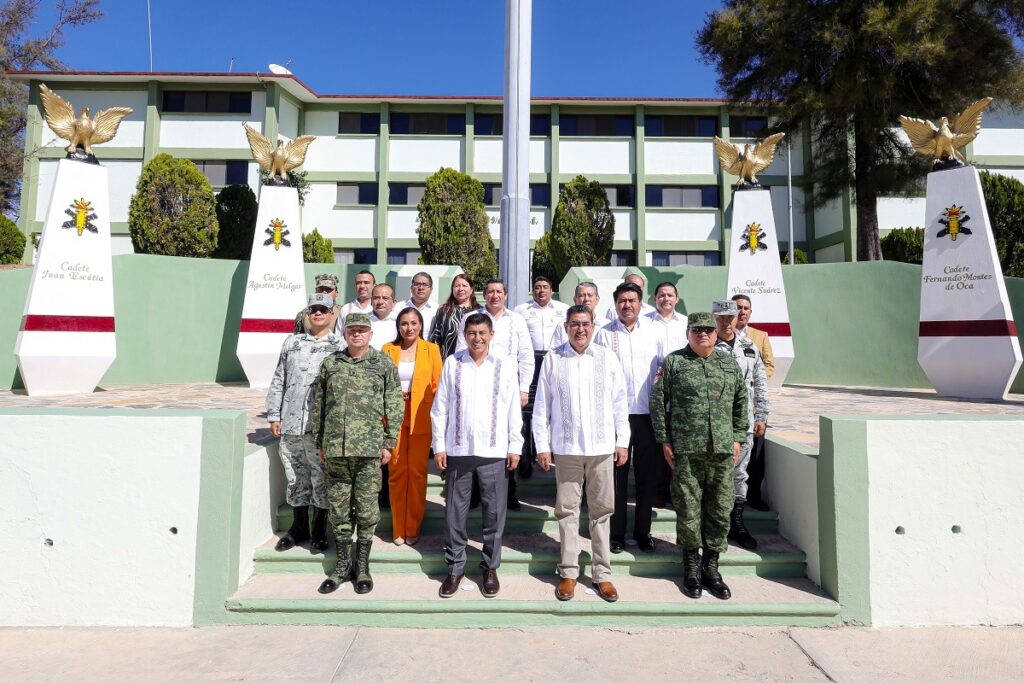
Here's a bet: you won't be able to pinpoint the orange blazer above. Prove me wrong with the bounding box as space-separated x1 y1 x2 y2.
382 338 443 436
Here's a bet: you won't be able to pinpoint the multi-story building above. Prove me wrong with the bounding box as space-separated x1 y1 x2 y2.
11 71 1024 265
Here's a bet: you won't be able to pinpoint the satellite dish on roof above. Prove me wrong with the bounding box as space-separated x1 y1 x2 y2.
268 63 292 75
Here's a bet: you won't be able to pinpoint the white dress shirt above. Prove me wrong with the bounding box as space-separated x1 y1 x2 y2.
369 310 398 350
337 299 373 332
431 351 525 459
532 342 631 456
592 317 664 415
401 298 437 339
455 307 535 392
645 309 689 354
513 299 570 351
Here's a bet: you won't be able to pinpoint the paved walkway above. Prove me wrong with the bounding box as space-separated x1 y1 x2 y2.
0 625 1021 681
2 382 1021 448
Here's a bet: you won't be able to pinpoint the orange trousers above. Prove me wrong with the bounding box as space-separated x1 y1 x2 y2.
389 409 431 538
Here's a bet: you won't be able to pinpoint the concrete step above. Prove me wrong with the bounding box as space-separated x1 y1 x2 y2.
255 532 805 578
276 498 779 536
225 573 840 628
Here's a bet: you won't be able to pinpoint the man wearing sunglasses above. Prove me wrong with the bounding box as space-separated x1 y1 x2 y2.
650 312 748 601
268 293 344 554
293 273 341 334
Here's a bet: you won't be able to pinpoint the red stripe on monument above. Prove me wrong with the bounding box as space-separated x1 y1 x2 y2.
21 315 115 332
752 323 791 336
919 320 1019 337
239 318 294 333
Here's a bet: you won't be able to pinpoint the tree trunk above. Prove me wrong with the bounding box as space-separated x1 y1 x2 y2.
853 112 883 261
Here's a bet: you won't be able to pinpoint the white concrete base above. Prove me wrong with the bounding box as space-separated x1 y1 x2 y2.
236 185 307 389
918 166 1022 399
727 189 795 386
15 159 116 395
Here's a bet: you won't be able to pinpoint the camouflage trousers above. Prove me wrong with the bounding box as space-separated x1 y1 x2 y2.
670 451 734 553
278 434 328 509
732 433 754 501
326 457 382 543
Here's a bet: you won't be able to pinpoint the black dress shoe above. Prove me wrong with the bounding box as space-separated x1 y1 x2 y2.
439 573 463 598
610 539 625 554
747 497 770 512
507 496 521 512
275 534 297 552
636 535 656 553
481 569 500 597
318 577 341 594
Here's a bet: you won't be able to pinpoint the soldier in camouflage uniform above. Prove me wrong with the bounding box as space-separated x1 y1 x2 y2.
712 299 770 552
267 293 344 553
312 312 404 595
294 273 342 334
650 312 748 601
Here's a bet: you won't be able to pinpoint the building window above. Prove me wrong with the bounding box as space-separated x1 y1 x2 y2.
338 112 380 134
193 160 249 187
605 185 635 208
336 183 378 205
559 114 634 137
387 248 422 265
729 115 769 138
645 115 718 137
646 185 719 208
390 112 465 135
389 183 426 205
652 251 721 267
336 248 376 265
611 250 637 267
163 91 252 114
474 113 551 136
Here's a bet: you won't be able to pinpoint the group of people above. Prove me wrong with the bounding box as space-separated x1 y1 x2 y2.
266 268 774 601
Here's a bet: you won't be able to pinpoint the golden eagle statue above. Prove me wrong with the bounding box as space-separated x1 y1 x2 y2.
898 98 993 166
713 132 786 187
244 124 316 185
38 83 133 158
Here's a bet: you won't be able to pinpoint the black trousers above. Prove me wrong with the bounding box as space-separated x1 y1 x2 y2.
611 414 664 543
747 432 767 503
518 351 546 480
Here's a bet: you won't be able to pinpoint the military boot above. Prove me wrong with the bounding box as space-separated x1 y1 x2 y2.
275 505 310 551
310 507 329 552
354 539 374 594
682 549 703 599
728 500 758 551
317 539 355 594
700 549 732 600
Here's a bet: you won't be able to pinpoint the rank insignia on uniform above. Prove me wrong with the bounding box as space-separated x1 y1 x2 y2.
61 198 98 236
938 205 972 242
739 222 768 255
264 218 292 250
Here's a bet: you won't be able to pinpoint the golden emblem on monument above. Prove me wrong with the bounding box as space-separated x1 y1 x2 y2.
61 198 98 236
713 132 786 188
739 222 768 255
244 124 316 186
898 98 992 168
38 84 133 163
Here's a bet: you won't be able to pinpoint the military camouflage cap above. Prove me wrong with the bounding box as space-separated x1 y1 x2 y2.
344 312 372 329
687 311 715 328
314 273 339 290
712 299 738 317
308 293 334 311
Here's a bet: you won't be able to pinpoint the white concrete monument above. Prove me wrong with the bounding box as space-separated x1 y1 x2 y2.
235 185 308 388
918 166 1022 399
15 160 117 395
726 189 795 387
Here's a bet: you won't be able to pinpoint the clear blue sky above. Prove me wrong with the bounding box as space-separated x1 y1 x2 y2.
38 0 727 98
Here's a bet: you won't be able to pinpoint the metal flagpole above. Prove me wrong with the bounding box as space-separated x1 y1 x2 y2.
787 136 794 264
147 0 154 72
500 0 532 308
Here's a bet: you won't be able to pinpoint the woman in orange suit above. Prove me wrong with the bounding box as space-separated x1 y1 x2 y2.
382 306 443 546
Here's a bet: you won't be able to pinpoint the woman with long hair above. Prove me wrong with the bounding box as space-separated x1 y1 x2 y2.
428 273 479 359
381 307 443 545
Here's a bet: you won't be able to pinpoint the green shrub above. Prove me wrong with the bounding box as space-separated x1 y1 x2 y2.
128 154 218 257
213 184 258 260
549 176 614 282
417 167 496 284
303 228 334 263
531 232 557 285
880 227 924 265
980 171 1024 277
779 247 810 264
0 214 25 264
